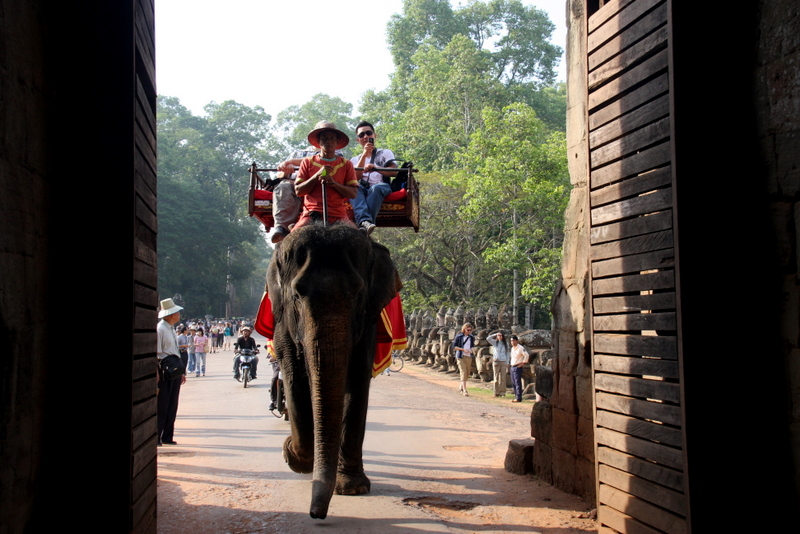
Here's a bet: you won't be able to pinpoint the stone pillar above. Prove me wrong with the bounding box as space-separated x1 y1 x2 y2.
531 0 595 502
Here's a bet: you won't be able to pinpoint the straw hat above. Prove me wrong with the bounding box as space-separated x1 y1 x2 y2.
307 120 349 150
158 298 183 318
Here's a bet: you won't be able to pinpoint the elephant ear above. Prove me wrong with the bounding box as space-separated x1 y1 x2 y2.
367 241 402 319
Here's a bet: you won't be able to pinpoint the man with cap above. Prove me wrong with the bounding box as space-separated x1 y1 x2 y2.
293 120 359 229
157 297 185 445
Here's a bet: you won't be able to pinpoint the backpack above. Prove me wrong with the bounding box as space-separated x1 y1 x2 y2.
388 160 413 192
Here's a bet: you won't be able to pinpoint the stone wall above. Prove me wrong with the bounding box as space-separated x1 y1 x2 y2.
532 0 595 502
755 0 800 504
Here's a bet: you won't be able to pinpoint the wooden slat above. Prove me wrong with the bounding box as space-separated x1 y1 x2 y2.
598 504 665 534
596 427 683 469
596 391 681 427
597 409 682 447
133 331 156 357
590 229 673 261
589 22 668 90
590 72 669 131
589 48 669 108
595 354 679 379
598 445 684 491
590 95 670 151
592 248 675 278
589 0 638 33
596 373 680 403
592 270 674 295
591 116 670 168
589 1 668 72
594 311 676 331
595 333 677 359
599 484 687 533
134 256 157 291
592 167 671 208
591 208 672 245
593 292 676 314
591 141 671 188
591 188 672 225
600 464 686 516
589 0 662 50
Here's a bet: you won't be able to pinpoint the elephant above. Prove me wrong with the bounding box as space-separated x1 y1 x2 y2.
266 222 402 519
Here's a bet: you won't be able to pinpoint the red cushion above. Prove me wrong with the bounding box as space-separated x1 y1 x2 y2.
254 190 273 200
384 189 406 202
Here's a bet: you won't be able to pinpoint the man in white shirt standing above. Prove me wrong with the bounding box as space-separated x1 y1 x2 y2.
157 298 185 445
509 335 530 403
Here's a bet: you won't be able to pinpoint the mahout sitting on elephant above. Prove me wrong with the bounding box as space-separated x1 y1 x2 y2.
266 221 403 519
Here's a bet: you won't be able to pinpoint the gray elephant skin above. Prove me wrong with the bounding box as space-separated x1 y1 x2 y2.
267 223 402 519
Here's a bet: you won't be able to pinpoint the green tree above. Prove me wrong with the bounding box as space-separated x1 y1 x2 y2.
450 103 568 311
157 97 276 318
382 35 505 171
276 94 358 156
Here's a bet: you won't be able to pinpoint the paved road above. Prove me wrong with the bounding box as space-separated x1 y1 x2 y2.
157 334 594 533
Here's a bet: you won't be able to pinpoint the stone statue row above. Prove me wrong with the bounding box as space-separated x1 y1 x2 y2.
405 304 526 332
397 305 554 391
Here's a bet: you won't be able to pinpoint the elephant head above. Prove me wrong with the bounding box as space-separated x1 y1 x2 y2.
266 222 402 519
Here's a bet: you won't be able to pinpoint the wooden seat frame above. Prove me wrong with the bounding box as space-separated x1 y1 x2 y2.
247 162 420 232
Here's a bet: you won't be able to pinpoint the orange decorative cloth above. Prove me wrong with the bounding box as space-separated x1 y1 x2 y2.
254 292 406 377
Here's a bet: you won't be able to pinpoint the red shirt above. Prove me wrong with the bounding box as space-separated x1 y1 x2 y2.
296 155 358 219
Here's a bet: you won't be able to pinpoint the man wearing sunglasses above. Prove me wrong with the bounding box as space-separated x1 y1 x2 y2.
349 121 397 236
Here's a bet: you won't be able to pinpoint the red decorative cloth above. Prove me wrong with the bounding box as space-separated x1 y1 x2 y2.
254 292 406 377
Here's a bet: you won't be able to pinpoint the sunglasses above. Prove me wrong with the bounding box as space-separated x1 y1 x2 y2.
357 131 374 138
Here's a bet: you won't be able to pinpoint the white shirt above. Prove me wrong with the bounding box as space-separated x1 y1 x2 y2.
157 319 180 360
510 343 529 366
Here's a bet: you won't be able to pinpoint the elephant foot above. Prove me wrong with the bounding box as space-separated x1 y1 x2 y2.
334 471 371 495
283 436 313 474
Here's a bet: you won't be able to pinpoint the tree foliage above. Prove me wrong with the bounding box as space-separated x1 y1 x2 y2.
276 94 359 157
155 0 568 325
157 97 276 318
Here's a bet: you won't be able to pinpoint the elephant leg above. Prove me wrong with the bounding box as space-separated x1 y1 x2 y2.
281 352 314 474
335 343 373 495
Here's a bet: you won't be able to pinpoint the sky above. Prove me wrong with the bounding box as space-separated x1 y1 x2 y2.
155 0 567 118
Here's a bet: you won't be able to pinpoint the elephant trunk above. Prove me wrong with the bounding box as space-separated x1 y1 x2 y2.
305 324 352 520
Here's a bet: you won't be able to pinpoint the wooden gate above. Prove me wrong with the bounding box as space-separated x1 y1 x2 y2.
586 0 687 531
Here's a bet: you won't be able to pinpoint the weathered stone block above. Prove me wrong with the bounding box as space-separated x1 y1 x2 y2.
552 407 578 456
552 447 578 495
532 439 553 485
535 365 553 398
517 329 552 348
531 398 552 442
576 375 593 419
575 456 596 501
504 438 536 475
577 415 595 463
553 373 577 414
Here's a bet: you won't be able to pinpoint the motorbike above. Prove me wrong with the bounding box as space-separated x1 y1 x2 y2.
270 360 288 420
235 345 259 388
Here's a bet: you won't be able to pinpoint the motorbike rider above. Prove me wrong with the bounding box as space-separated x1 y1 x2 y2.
233 325 259 380
266 339 281 411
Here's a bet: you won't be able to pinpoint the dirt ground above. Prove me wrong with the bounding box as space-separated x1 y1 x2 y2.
157 346 596 533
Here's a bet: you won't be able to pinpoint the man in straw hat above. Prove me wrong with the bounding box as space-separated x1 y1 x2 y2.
292 120 359 230
157 297 185 445
271 143 346 244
